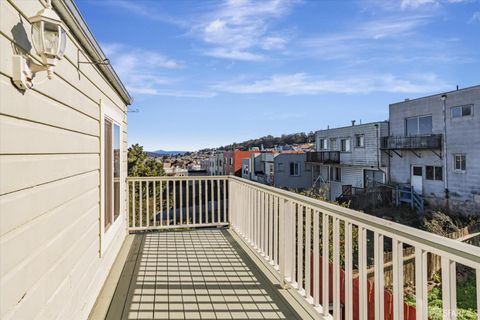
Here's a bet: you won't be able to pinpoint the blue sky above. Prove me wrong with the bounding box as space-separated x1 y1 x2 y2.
76 0 480 151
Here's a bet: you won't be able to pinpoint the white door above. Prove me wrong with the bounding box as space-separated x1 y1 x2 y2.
411 166 423 194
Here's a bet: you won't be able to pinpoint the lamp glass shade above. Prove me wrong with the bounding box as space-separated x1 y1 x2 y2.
31 21 44 55
43 21 59 55
58 26 66 58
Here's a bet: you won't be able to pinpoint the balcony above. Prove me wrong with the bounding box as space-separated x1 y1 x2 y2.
306 151 340 164
381 134 442 150
92 176 480 320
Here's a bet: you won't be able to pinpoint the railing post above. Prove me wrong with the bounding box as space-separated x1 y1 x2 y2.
441 257 457 320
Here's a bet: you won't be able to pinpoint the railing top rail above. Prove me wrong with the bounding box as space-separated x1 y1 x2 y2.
127 175 230 182
228 176 480 269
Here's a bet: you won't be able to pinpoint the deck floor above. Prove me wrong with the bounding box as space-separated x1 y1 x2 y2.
106 229 302 320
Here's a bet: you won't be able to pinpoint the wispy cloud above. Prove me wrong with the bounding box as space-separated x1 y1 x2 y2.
470 11 480 23
88 0 186 27
104 43 213 98
194 0 297 61
214 73 451 95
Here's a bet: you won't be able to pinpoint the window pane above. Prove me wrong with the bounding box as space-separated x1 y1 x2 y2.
413 166 422 176
104 119 113 229
451 106 462 118
406 117 418 136
113 124 120 221
461 156 466 170
462 105 472 116
290 162 294 175
435 166 443 181
426 166 434 180
418 116 432 134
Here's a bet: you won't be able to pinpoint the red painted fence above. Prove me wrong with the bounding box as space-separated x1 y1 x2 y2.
311 256 416 319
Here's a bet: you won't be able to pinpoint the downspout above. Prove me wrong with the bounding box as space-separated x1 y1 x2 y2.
441 95 449 209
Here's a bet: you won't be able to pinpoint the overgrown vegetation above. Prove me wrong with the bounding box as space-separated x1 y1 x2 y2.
405 272 478 320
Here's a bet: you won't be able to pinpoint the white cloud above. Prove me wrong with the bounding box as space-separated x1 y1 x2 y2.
196 0 296 60
103 43 214 98
400 0 436 9
214 73 451 95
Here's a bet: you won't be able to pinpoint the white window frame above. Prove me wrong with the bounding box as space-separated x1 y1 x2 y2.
100 100 125 256
453 154 466 173
340 138 351 152
319 138 328 150
289 162 300 176
355 134 365 148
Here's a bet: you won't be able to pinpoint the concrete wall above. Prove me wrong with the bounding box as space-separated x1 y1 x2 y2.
0 1 129 319
389 86 480 214
274 153 312 189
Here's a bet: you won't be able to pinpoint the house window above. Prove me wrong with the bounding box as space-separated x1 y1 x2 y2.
289 162 300 176
406 115 432 136
451 105 473 118
229 158 233 165
426 166 443 181
104 118 121 230
319 138 328 150
330 167 341 182
330 138 337 150
355 134 365 148
340 138 351 152
454 154 466 172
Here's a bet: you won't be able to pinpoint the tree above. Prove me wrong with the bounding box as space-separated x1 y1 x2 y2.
128 143 164 177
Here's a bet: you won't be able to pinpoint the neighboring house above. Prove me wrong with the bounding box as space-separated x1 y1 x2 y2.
308 121 389 200
274 153 312 189
224 150 259 176
384 86 480 214
0 1 131 319
252 153 276 185
207 151 225 176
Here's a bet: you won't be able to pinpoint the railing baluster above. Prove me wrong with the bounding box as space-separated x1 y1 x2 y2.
153 181 156 227
180 180 183 225
139 181 143 228
333 217 340 318
193 180 196 225
210 179 214 223
476 269 480 320
146 181 149 228
313 209 320 307
273 196 279 266
166 181 170 226
279 198 287 288
345 222 353 320
415 248 428 320
217 179 220 223
132 181 135 229
205 180 208 224
322 212 329 317
297 205 304 291
186 180 190 225
392 238 404 320
441 257 457 320
374 232 384 320
223 179 227 223
305 207 312 300
159 181 163 226
359 226 367 320
268 194 273 262
173 180 177 225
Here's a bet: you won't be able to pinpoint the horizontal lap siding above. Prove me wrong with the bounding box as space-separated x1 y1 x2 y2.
0 0 128 319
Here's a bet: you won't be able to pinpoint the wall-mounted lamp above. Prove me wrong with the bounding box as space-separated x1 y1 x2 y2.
12 0 66 90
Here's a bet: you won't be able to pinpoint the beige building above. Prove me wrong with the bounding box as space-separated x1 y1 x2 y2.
0 0 131 319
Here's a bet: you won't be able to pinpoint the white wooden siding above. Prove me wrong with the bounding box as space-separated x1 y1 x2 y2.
0 1 128 319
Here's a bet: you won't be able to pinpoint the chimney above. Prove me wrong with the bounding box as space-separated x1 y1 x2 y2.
351 120 356 126
456 85 459 90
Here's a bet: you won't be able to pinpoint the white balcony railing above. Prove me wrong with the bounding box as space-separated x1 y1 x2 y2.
127 176 480 320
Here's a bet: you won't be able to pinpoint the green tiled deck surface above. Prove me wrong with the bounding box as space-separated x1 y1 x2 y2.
106 229 302 320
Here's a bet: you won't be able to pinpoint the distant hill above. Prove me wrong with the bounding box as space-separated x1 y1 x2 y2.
199 131 316 152
148 150 188 157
